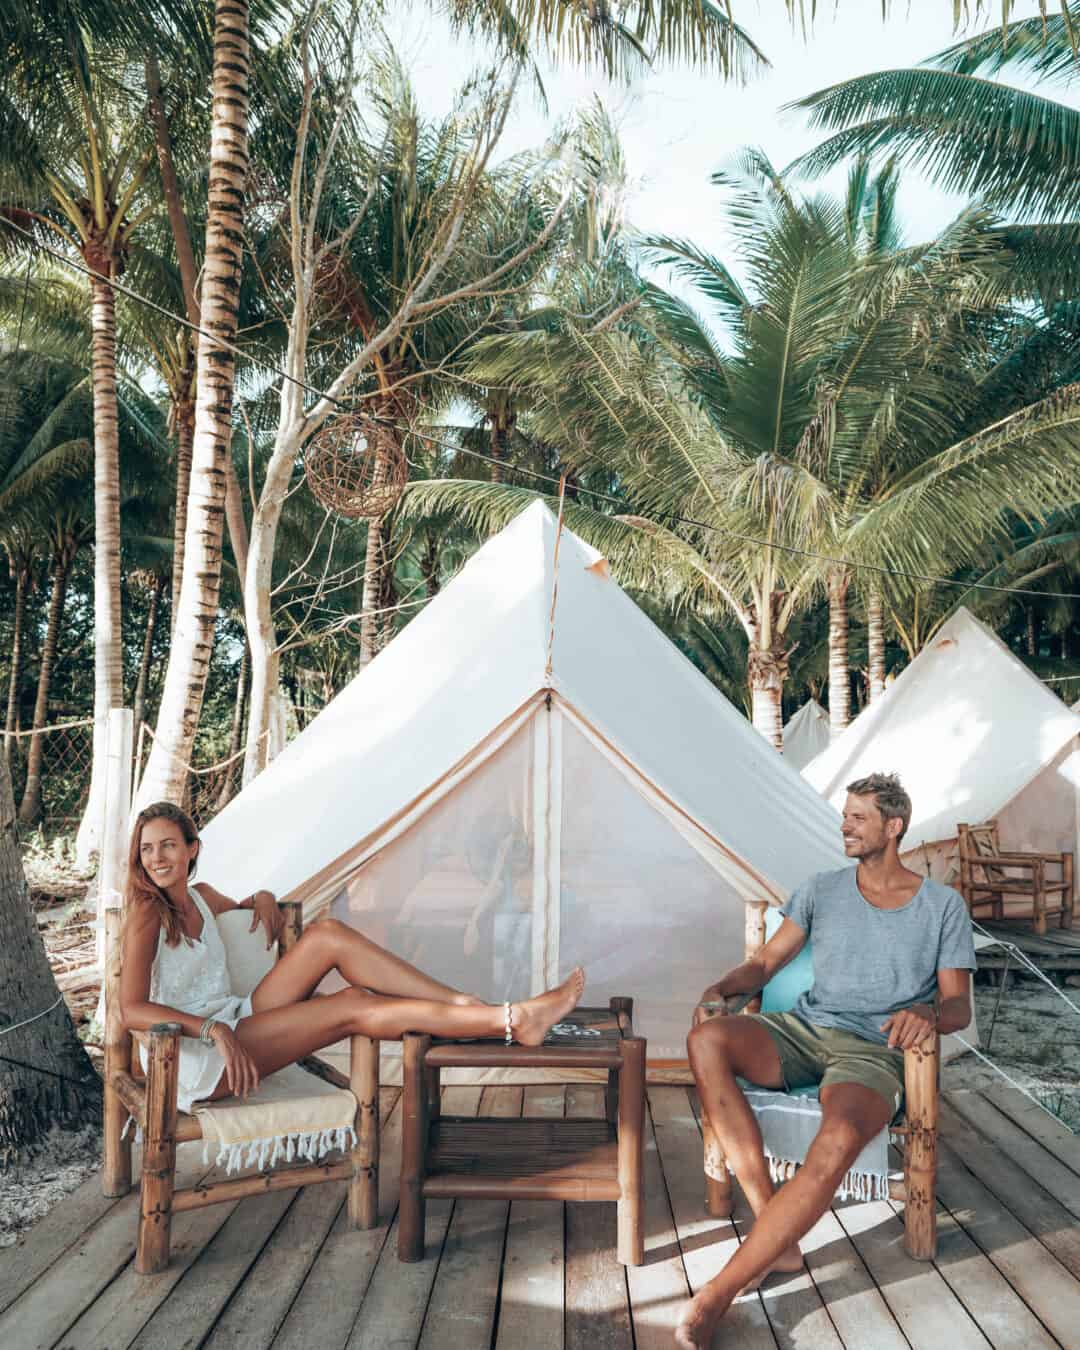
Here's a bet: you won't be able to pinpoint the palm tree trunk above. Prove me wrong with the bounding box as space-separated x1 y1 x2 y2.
215 641 248 811
827 569 851 733
3 558 31 764
867 585 886 702
0 753 101 1163
18 546 73 827
170 396 194 637
75 260 124 866
359 519 383 666
136 0 251 809
747 647 789 750
132 574 164 740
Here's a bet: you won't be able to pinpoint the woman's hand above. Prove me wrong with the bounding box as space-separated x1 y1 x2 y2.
209 1023 260 1099
246 890 284 950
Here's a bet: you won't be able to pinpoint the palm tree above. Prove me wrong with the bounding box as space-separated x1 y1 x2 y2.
0 16 166 860
789 4 1080 300
406 152 1080 744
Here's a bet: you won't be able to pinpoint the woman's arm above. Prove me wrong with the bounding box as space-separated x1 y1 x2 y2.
118 900 208 1039
194 882 284 948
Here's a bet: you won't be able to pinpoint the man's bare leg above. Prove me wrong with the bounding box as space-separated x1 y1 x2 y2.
676 1083 892 1348
686 1017 803 1282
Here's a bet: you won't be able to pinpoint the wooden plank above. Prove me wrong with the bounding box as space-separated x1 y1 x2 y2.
622 1088 692 1350
417 1085 521 1350
799 1209 908 1350
937 1099 1080 1279
832 1198 990 1349
127 1190 297 1350
928 1133 1080 1347
902 1199 1058 1350
0 1139 211 1350
272 1089 404 1350
565 1084 635 1350
978 1085 1080 1177
646 1086 777 1350
200 1089 400 1350
944 1090 1080 1221
494 1085 566 1350
344 1086 482 1350
0 1166 126 1316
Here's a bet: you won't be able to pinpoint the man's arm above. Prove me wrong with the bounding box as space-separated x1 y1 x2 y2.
693 918 808 1024
880 968 972 1049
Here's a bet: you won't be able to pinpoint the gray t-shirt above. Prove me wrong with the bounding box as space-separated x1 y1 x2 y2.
779 867 977 1045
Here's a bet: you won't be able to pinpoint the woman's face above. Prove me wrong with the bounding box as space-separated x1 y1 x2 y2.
139 817 198 892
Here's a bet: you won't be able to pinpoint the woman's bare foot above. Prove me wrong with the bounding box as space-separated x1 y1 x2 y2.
737 1243 803 1293
453 992 486 1007
512 968 586 1046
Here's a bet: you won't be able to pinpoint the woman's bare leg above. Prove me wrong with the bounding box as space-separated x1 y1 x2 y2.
203 969 587 1100
251 918 482 1014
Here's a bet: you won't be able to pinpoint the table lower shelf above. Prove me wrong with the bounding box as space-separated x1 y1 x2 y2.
421 1115 622 1202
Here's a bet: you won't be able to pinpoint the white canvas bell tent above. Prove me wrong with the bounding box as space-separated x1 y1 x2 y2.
200 501 844 1069
783 699 831 772
803 606 1080 890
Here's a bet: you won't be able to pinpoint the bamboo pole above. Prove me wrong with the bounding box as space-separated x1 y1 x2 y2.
1063 852 1074 929
606 996 633 1124
424 1043 622 1070
136 1023 181 1275
902 1034 938 1261
172 1158 354 1212
423 1174 622 1201
279 899 302 955
744 899 768 1013
703 1114 733 1217
103 906 132 1196
616 1034 646 1266
398 1033 430 1262
347 1033 379 1230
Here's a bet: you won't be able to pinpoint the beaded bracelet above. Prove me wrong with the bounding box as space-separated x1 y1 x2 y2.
503 1002 514 1045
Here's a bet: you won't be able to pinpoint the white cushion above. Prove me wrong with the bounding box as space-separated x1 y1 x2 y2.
216 909 277 997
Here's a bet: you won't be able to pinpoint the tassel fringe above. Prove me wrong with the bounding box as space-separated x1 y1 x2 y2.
119 1115 358 1175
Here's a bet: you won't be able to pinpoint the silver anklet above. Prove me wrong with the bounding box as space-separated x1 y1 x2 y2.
503 1002 514 1045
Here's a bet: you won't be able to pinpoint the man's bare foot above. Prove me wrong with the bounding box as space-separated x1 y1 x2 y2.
737 1243 803 1293
674 1290 727 1348
512 968 586 1046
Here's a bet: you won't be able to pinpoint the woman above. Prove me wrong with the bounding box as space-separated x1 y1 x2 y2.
120 801 584 1109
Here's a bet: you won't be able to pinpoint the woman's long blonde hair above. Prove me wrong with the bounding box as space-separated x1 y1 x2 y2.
125 801 199 947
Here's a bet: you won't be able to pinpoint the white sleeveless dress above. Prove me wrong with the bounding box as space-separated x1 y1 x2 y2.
138 887 254 1112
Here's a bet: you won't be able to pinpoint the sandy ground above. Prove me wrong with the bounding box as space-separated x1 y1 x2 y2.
944 976 1080 1130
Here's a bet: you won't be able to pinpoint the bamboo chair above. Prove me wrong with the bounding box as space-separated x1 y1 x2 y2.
700 912 940 1261
957 821 1074 937
102 902 380 1275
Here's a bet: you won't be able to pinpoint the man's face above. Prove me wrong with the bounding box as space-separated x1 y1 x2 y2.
841 793 894 859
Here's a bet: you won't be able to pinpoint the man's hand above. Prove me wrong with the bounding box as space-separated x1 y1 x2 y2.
880 1004 937 1051
693 984 737 1028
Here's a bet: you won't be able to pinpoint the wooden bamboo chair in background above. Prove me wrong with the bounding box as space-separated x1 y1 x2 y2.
957 821 1074 937
701 902 940 1261
102 902 381 1274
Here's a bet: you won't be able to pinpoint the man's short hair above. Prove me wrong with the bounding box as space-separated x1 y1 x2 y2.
846 772 912 840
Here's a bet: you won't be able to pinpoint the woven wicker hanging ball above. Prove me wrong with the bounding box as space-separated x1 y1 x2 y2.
303 414 408 519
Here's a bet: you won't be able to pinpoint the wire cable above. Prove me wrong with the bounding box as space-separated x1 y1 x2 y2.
8 212 1080 601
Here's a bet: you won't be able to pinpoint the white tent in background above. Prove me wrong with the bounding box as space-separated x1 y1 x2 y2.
803 607 1080 887
783 699 831 772
201 502 844 1068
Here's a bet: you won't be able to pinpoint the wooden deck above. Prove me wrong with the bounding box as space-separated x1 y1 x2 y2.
976 919 1080 973
3 1083 1080 1349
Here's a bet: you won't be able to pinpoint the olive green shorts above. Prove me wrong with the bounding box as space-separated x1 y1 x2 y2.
750 1012 906 1118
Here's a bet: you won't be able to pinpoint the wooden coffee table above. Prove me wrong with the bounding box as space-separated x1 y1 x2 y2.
397 997 646 1266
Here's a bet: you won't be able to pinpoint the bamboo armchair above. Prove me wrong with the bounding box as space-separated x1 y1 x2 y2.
701 902 940 1262
957 821 1074 937
102 902 380 1275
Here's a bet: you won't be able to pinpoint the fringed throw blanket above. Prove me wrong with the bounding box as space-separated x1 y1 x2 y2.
704 1086 891 1202
193 1064 357 1172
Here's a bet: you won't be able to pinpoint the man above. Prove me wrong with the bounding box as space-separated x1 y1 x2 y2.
676 773 975 1348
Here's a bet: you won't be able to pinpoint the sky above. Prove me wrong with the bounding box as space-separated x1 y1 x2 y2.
384 0 1078 283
